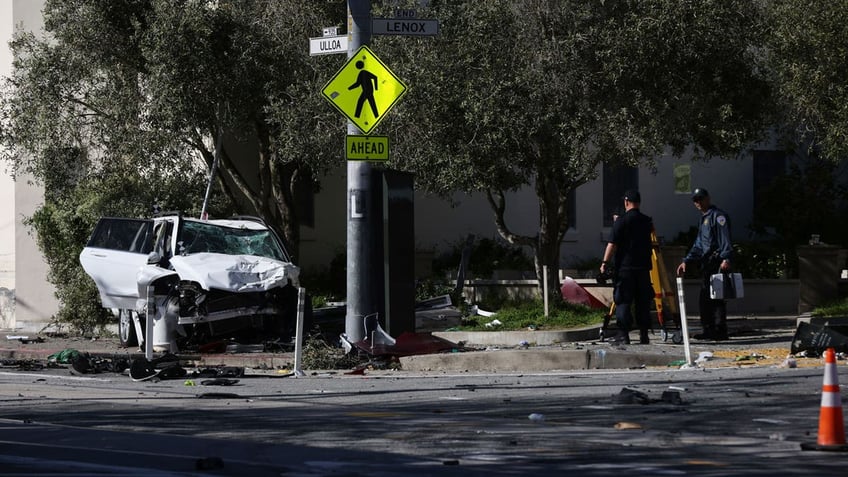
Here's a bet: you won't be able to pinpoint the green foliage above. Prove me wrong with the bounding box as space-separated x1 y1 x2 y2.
812 298 848 318
432 237 533 279
414 279 456 303
25 204 111 335
766 0 848 162
731 242 798 279
457 299 605 332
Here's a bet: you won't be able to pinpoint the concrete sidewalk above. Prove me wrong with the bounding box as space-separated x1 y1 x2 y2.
0 315 804 373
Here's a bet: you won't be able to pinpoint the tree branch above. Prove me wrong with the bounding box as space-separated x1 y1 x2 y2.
485 189 535 248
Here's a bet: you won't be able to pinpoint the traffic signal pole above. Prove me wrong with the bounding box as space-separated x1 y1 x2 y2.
345 0 373 342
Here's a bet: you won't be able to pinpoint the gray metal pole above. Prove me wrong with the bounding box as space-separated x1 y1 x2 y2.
345 0 373 342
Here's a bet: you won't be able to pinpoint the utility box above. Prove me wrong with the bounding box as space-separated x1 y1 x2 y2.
371 169 415 336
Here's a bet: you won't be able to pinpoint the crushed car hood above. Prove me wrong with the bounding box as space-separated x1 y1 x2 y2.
169 254 300 292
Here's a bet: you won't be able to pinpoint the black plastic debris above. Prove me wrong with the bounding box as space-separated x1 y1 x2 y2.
613 387 686 405
191 366 244 379
200 378 239 386
196 392 241 399
791 321 848 357
613 388 650 405
129 353 184 382
70 353 130 375
661 390 684 405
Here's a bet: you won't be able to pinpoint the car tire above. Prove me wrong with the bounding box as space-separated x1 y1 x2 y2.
118 309 139 348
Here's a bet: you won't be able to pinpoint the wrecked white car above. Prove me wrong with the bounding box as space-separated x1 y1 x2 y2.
79 214 301 350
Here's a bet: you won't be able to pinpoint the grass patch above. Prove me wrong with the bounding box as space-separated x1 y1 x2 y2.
454 299 606 331
812 297 848 317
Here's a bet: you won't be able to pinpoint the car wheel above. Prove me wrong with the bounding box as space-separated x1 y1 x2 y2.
118 309 139 348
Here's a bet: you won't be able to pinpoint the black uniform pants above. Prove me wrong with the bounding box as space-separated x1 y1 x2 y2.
698 261 727 334
613 269 653 332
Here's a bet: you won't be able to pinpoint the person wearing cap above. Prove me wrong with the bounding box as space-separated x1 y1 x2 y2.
600 189 654 345
676 187 733 340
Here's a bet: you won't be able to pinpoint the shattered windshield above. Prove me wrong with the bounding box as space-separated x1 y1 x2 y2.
178 220 287 261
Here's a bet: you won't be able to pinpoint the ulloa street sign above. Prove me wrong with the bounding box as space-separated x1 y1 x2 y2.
321 45 408 135
309 34 348 56
346 135 389 161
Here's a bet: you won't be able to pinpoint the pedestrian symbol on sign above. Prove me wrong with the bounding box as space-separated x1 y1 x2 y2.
349 60 379 119
321 46 407 135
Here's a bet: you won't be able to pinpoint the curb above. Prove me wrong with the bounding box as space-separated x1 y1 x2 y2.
399 347 683 372
434 324 602 347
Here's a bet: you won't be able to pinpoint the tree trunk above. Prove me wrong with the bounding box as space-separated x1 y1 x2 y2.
534 167 570 300
192 122 303 264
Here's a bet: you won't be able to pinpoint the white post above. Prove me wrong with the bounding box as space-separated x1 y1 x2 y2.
293 287 306 377
145 285 155 361
543 265 549 317
676 277 693 366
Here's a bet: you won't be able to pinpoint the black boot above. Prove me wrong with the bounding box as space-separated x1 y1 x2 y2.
610 328 630 345
694 327 718 340
639 329 650 344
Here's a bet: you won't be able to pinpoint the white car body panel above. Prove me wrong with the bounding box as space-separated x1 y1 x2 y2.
79 248 149 309
169 253 299 292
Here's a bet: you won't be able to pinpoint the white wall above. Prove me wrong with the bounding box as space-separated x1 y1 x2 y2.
1 0 56 331
0 0 15 328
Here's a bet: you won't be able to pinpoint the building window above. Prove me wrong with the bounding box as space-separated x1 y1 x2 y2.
674 163 691 194
603 163 638 227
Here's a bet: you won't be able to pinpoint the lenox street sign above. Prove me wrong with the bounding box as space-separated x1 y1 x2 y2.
372 18 439 36
346 135 389 161
309 35 348 56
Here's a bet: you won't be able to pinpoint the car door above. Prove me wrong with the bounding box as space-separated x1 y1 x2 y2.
79 218 154 309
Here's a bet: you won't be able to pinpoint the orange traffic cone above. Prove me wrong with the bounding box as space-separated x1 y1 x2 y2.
802 347 848 451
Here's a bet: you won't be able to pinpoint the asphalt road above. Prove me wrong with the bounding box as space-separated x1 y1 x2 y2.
1 361 847 476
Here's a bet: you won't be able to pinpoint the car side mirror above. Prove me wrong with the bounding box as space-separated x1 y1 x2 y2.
147 251 162 265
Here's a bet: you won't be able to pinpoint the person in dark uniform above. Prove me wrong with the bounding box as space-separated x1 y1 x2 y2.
676 188 733 340
600 190 654 345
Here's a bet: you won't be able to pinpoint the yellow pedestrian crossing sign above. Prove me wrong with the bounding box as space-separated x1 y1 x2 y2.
322 45 408 135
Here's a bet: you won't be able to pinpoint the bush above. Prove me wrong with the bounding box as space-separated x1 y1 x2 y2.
457 298 605 331
813 297 848 317
432 236 533 279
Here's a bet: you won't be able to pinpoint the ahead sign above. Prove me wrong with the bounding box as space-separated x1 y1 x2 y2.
346 135 389 161
373 18 439 36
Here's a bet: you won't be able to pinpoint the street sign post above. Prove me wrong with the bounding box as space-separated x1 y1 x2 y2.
346 135 389 161
321 45 407 135
372 18 439 36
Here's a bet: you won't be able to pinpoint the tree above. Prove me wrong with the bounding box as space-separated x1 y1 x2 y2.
0 0 346 262
379 0 774 293
765 0 848 163
0 0 346 330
